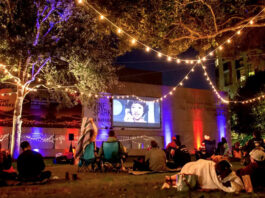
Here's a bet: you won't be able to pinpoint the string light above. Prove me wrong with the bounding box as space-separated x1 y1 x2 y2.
167 56 172 62
199 61 265 105
99 15 104 20
227 39 231 44
81 2 265 66
131 38 136 45
145 47 150 52
117 28 122 34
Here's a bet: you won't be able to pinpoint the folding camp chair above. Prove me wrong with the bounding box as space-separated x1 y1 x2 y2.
100 141 123 172
78 142 96 172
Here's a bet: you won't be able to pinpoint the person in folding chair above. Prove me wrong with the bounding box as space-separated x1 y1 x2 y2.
75 117 98 172
98 130 126 172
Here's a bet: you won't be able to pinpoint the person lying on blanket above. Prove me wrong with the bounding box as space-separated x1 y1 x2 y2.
163 159 244 192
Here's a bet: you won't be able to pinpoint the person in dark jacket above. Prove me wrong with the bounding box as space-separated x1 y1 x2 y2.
236 149 265 191
246 131 264 153
17 141 51 181
0 143 17 186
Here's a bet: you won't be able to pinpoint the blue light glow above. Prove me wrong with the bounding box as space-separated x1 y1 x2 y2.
162 90 173 148
217 109 226 141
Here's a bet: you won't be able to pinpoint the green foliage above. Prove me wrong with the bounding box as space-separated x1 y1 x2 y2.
230 71 265 135
0 1 126 107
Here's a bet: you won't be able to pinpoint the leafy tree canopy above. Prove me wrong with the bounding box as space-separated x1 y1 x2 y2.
230 71 265 135
89 0 265 57
0 0 128 107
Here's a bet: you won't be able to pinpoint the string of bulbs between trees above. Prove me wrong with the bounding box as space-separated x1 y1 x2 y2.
0 0 264 105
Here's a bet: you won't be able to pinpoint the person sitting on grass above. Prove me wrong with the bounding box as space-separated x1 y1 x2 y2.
0 143 17 186
231 142 242 162
162 159 244 192
236 149 265 191
17 141 51 182
145 140 168 171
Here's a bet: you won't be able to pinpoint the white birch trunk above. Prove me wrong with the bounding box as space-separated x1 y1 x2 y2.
10 88 24 159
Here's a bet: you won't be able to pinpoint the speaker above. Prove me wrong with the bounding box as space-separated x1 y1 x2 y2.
69 133 74 141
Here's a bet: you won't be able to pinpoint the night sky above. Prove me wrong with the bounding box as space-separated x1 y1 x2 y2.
116 48 216 90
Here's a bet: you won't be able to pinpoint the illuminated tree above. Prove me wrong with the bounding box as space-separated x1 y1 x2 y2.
88 0 265 56
0 0 123 158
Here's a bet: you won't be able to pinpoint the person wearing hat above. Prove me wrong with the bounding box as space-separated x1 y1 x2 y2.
236 148 265 190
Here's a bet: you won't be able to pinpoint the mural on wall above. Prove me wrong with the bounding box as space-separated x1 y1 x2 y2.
0 90 82 128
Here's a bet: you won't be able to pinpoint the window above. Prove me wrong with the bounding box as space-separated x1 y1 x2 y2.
240 75 246 82
223 62 231 72
235 58 243 69
249 71 255 76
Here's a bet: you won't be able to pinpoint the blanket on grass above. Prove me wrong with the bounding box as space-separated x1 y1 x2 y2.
180 159 244 193
129 168 181 175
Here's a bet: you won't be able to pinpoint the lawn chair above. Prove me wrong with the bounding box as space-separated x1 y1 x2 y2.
100 141 123 172
78 142 96 172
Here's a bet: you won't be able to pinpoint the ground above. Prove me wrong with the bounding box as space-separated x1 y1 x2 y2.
1 160 265 198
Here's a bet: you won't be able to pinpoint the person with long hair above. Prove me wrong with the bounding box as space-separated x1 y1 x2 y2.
124 101 149 123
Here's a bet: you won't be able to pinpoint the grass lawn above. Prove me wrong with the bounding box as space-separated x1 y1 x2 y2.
1 160 264 198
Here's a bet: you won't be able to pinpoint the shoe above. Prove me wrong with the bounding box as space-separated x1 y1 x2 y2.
161 182 170 189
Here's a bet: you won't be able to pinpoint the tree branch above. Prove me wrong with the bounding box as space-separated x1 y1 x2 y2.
199 0 218 32
170 23 265 43
219 16 244 27
25 57 51 86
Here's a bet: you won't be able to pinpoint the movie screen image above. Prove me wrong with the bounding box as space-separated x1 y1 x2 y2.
112 97 161 128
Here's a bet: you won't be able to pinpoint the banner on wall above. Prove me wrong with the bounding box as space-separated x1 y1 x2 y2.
82 96 112 130
0 89 16 112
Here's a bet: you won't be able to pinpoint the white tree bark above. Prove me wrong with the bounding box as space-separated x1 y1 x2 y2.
10 88 24 158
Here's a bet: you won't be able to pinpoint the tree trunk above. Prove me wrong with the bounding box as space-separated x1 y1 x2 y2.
10 87 24 159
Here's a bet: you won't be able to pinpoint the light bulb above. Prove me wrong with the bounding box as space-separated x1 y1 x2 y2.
131 38 136 44
227 39 231 44
145 47 150 52
100 15 104 20
117 28 122 34
177 59 181 63
219 46 223 50
250 20 254 25
237 30 241 35
157 53 162 57
209 52 214 56
167 57 172 61
77 0 83 3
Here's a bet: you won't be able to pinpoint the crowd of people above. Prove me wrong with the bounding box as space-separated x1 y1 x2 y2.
0 120 264 193
163 131 265 192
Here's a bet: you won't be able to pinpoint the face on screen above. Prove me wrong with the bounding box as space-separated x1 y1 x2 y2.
112 97 161 128
131 103 144 121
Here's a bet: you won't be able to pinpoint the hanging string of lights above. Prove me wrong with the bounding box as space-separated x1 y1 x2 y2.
199 62 265 104
77 0 265 65
0 2 264 105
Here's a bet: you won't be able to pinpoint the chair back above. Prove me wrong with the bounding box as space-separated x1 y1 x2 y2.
83 142 95 160
102 141 120 161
